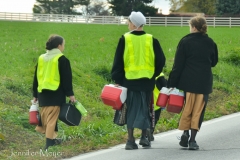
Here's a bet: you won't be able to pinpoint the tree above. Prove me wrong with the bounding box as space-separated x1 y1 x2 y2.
33 0 54 14
168 0 185 12
216 0 240 16
169 0 216 15
88 1 110 15
33 4 44 13
137 3 158 16
77 0 110 16
33 0 92 14
108 0 157 16
74 0 91 15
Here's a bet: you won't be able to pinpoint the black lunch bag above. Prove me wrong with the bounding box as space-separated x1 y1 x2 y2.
59 103 82 126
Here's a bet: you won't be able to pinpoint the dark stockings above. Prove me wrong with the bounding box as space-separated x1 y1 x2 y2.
141 129 147 138
183 130 189 136
127 129 148 141
127 129 134 142
183 129 197 142
190 129 198 142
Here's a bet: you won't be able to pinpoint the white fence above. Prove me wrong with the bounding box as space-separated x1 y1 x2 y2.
0 12 240 27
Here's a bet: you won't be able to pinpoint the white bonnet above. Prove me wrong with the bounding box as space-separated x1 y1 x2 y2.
129 11 146 28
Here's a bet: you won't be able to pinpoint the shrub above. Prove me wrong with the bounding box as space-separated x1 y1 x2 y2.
222 48 240 65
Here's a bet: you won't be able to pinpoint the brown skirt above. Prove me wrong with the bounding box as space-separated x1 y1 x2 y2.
178 92 205 131
35 106 60 139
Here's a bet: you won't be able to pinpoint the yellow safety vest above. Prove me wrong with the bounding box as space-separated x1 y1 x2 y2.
154 72 165 111
123 33 155 79
37 53 63 93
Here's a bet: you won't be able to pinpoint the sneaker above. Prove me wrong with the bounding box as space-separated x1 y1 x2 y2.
125 140 138 150
139 136 151 147
189 141 199 150
179 133 189 147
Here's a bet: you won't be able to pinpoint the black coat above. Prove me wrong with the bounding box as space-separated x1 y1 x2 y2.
168 32 218 94
111 31 166 92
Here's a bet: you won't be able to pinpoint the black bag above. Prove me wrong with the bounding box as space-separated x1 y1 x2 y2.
59 103 82 126
113 103 127 126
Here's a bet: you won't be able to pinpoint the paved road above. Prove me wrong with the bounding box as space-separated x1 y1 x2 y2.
65 112 240 160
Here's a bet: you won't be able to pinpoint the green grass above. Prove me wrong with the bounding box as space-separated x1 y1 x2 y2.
0 21 240 160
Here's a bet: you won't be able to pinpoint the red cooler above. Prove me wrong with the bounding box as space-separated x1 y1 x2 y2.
167 89 184 113
156 87 170 108
101 84 127 110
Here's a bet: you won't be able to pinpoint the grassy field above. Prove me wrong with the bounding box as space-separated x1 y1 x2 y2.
0 21 240 160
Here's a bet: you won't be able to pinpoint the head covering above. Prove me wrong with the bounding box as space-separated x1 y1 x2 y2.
129 11 146 28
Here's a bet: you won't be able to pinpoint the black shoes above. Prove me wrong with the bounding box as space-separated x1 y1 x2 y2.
139 136 151 147
189 141 199 150
179 133 190 147
44 138 62 151
125 140 138 150
179 133 199 150
125 134 151 150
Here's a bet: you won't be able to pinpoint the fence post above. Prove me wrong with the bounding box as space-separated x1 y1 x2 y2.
181 17 183 27
230 17 231 28
214 17 215 28
165 16 167 27
149 17 151 26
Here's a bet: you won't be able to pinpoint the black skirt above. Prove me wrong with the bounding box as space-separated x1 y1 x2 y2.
126 90 151 129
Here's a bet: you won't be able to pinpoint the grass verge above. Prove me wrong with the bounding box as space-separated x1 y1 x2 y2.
0 21 240 159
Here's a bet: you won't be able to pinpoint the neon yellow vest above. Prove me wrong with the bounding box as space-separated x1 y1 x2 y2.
123 33 155 79
154 72 165 111
37 53 63 93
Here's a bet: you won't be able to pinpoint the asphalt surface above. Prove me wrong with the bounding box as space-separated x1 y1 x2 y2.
65 112 240 160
